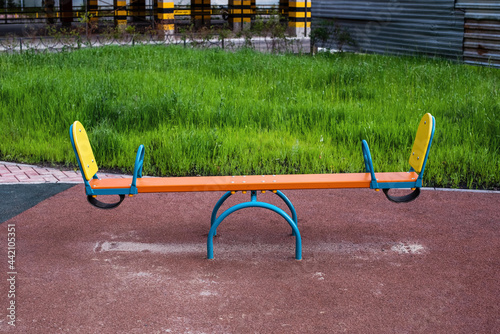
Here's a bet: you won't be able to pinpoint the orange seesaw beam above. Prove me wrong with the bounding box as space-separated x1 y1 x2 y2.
89 172 418 193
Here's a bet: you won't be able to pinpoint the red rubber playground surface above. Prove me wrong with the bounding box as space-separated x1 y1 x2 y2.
0 162 499 333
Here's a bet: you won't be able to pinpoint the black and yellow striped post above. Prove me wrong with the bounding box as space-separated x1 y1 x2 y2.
86 0 99 24
157 0 174 34
130 0 146 23
288 0 311 37
191 0 211 28
229 0 251 32
60 0 73 27
114 0 127 28
279 0 288 23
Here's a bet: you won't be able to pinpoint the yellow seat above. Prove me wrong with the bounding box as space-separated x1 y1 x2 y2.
409 113 434 173
71 121 98 181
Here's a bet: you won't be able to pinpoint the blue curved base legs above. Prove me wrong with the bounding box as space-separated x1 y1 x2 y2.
207 190 302 260
274 190 298 236
210 190 298 234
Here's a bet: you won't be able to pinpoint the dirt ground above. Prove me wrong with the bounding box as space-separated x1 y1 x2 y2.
0 185 499 333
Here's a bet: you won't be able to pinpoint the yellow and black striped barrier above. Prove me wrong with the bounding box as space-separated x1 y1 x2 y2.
157 0 174 33
114 0 127 27
288 0 311 36
228 0 252 30
87 0 98 22
13 2 304 34
191 0 211 27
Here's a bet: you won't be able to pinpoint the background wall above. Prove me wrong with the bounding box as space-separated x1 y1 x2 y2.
312 0 465 60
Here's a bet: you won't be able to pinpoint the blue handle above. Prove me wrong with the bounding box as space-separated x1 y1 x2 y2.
361 140 378 189
131 144 145 194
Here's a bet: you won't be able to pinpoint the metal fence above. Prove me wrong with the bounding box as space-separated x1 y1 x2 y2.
456 0 500 66
312 0 465 59
312 0 500 67
0 32 310 54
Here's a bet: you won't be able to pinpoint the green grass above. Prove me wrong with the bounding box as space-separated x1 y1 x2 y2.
0 45 499 189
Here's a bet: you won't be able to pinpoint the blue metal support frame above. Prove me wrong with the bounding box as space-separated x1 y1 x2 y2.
207 190 302 260
415 116 436 186
130 144 145 195
361 139 378 189
210 190 298 234
274 190 298 236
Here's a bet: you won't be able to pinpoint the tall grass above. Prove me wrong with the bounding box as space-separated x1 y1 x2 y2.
0 45 499 189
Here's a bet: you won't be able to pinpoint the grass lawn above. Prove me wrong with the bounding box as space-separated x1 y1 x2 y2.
0 45 499 189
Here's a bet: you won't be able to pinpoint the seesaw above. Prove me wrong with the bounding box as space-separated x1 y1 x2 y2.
70 113 435 260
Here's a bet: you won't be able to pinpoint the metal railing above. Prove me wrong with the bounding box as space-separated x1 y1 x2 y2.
0 31 310 54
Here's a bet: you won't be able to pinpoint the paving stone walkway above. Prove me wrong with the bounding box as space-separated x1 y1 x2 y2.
0 161 129 184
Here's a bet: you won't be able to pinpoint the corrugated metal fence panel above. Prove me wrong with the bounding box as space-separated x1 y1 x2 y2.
456 1 500 66
312 0 464 59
